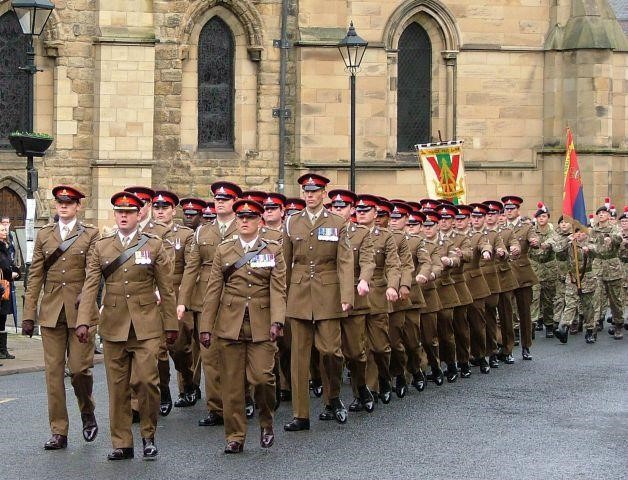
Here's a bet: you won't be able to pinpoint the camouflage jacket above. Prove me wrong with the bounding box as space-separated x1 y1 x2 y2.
590 223 623 281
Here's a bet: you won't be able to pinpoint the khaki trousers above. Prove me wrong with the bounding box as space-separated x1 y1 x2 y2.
514 286 533 349
171 310 197 392
216 335 276 444
364 313 392 393
498 291 516 355
452 305 470 365
41 313 96 436
402 309 424 375
437 308 456 366
103 333 161 448
484 293 500 356
290 317 343 419
277 318 292 391
420 312 440 371
388 311 408 378
200 336 223 414
468 299 487 358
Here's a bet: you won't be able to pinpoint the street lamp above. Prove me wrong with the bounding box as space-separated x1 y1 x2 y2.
10 0 55 288
338 21 367 192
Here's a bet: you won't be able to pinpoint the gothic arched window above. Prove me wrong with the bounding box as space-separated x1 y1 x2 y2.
198 17 235 149
0 11 30 149
397 23 431 152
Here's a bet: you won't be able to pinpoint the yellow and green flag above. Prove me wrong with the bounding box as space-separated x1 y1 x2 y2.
416 140 466 204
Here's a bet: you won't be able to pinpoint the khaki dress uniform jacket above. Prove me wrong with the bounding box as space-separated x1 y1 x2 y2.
23 221 100 437
495 226 520 355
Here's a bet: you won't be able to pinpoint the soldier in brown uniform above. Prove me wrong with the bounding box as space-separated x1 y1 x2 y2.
200 200 286 453
483 200 519 368
178 182 242 427
124 186 175 417
502 196 540 360
356 195 401 404
151 191 200 409
22 186 100 450
438 204 473 381
467 204 498 374
75 192 178 460
201 202 216 225
323 190 375 415
283 174 354 430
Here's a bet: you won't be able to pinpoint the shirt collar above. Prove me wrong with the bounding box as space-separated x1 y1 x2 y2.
218 217 235 229
59 218 77 232
240 236 259 251
118 230 138 243
307 206 324 222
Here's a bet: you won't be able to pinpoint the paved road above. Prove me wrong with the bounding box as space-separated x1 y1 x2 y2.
1 332 626 480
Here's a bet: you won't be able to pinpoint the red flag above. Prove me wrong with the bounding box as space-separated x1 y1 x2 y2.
562 128 587 230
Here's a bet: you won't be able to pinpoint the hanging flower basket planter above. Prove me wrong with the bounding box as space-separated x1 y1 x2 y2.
9 131 54 157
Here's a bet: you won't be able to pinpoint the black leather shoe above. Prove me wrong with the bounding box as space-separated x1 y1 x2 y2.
330 397 348 424
159 387 172 417
459 363 471 378
479 358 490 374
348 397 363 412
224 441 243 454
142 438 158 461
198 411 223 426
378 377 392 404
310 379 323 398
284 417 310 431
446 364 458 383
489 355 499 369
174 385 198 407
107 448 134 460
394 375 407 398
245 397 255 419
260 427 275 448
44 434 67 450
522 347 532 360
432 369 444 386
555 325 569 344
358 385 375 413
132 409 140 424
503 354 515 364
318 405 334 421
608 326 615 336
279 390 292 402
411 370 426 391
535 319 544 331
81 413 98 442
585 329 597 344
545 325 554 338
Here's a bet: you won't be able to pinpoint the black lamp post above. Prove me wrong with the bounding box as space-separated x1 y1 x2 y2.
338 22 367 192
11 0 55 285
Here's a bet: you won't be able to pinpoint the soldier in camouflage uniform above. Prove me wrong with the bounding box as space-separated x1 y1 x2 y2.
620 208 628 327
529 203 558 338
553 217 576 332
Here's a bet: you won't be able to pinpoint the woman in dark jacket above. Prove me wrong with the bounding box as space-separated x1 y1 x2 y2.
0 224 20 360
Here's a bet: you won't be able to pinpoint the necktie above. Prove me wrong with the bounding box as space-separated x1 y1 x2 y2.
244 244 250 254
122 236 129 248
61 225 70 241
311 215 317 225
219 224 226 238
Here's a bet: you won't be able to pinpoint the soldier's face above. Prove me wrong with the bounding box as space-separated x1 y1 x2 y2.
455 217 469 230
498 214 507 225
485 214 498 226
55 200 80 221
263 206 284 224
303 189 324 210
331 204 353 221
574 231 587 242
389 216 407 231
407 224 422 235
236 215 261 238
597 211 610 223
422 224 438 239
505 207 518 220
620 217 628 230
471 215 485 229
439 217 453 231
138 203 151 222
215 198 235 216
375 214 389 228
558 220 571 233
114 210 140 233
152 204 174 223
356 208 376 227
183 212 201 229
537 213 549 227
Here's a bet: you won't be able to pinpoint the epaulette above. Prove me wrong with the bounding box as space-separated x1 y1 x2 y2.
173 224 193 233
80 222 97 229
41 222 56 229
261 226 280 233
350 223 368 232
219 236 238 246
141 232 160 239
264 239 280 246
327 210 345 221
99 230 117 239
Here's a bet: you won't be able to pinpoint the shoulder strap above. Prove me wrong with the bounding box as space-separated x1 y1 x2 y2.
222 240 268 283
43 225 85 272
102 234 150 280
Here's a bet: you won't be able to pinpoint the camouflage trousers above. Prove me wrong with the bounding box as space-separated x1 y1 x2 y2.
531 281 556 327
553 275 567 326
593 278 624 327
531 284 540 323
561 282 595 331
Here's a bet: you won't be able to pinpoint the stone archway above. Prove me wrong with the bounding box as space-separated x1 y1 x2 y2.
0 178 26 227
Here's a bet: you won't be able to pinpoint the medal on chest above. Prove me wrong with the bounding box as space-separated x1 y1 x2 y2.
317 227 338 241
250 253 275 268
135 250 152 265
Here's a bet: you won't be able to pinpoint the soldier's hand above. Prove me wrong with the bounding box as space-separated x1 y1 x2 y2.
385 288 398 302
482 251 491 260
270 323 284 342
530 237 539 247
200 332 211 348
453 247 462 257
75 325 89 344
604 236 612 246
416 274 428 284
496 248 506 258
582 247 589 254
399 286 410 301
357 279 370 296
74 293 82 310
176 305 186 320
440 256 452 267
165 330 178 345
21 319 34 337
341 303 353 312
510 246 520 256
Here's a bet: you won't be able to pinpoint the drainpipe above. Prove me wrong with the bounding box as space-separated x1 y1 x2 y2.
276 0 290 194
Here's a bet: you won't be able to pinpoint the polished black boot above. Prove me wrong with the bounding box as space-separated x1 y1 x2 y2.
459 363 471 378
545 324 554 338
394 375 407 398
521 347 532 360
378 377 392 404
411 370 426 391
445 364 458 383
555 324 569 344
584 329 597 344
159 387 172 417
489 355 499 369
479 357 490 374
358 384 375 413
535 318 544 332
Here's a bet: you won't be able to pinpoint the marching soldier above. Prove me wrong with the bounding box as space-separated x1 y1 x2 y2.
502 196 540 359
200 200 286 453
75 192 178 460
553 217 575 332
282 174 354 430
356 195 401 403
22 186 100 450
590 203 624 339
151 191 199 409
324 190 375 415
178 182 243 427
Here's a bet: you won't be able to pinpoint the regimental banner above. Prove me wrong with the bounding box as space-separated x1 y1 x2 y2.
562 128 587 230
416 140 466 204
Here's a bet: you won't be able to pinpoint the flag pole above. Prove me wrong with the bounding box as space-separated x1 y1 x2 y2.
572 238 582 295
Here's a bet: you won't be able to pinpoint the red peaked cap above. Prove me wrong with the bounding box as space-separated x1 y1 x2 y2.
298 173 330 191
241 191 267 204
211 181 242 200
482 200 503 214
233 199 264 217
202 203 216 218
501 195 523 209
124 186 155 203
469 203 489 216
285 198 306 212
420 198 441 210
152 190 179 207
52 185 85 202
455 205 473 218
391 201 413 218
377 198 394 216
179 198 207 214
422 209 441 225
408 210 426 225
111 192 143 211
355 194 380 212
437 204 459 219
264 193 287 208
328 189 358 207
